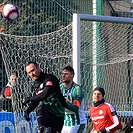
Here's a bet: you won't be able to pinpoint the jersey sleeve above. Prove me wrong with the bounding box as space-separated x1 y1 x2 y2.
72 83 83 108
28 74 61 102
106 103 122 132
4 87 11 97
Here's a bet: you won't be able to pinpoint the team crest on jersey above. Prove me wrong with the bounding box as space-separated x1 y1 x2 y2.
46 81 53 86
99 110 103 115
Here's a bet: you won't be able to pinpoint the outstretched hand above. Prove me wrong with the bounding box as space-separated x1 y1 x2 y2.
123 120 133 133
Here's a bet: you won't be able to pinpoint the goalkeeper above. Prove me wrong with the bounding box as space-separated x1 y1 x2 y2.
23 61 67 133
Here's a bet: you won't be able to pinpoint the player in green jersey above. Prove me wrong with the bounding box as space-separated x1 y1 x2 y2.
60 66 87 133
23 61 67 133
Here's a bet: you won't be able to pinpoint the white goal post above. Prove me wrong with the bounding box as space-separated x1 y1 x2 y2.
72 13 133 86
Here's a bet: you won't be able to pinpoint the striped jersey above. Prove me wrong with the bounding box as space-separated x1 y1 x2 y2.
60 82 87 126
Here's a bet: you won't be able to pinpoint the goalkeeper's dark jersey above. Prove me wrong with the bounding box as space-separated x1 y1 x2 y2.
26 71 65 117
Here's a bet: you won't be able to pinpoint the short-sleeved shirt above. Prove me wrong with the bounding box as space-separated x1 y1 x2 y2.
60 82 87 126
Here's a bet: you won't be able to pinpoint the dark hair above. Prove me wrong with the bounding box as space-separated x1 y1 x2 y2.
63 65 74 74
93 87 105 96
25 61 39 68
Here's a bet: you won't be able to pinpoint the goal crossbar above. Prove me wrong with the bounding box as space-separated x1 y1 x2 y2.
73 14 133 24
72 13 133 85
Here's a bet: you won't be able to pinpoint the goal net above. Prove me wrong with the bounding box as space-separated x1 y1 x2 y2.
0 14 133 132
72 13 133 132
0 24 72 133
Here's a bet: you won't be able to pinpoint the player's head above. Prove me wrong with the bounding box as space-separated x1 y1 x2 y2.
25 61 41 80
92 87 105 103
61 65 74 83
9 74 17 87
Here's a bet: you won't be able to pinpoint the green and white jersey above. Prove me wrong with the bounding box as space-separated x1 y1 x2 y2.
60 82 87 126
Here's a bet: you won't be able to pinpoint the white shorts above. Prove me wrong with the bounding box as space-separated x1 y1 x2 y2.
61 124 86 133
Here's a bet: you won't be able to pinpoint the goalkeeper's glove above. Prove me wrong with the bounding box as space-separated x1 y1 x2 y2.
123 120 133 133
22 97 30 106
24 111 30 121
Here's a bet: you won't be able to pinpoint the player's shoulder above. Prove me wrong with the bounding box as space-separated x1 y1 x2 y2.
73 82 81 88
104 102 115 111
72 83 84 97
5 86 11 89
45 73 59 84
46 73 58 79
104 102 113 107
73 82 82 91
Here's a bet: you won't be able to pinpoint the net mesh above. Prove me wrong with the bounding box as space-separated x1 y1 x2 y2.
79 18 133 132
0 24 72 132
79 21 133 111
